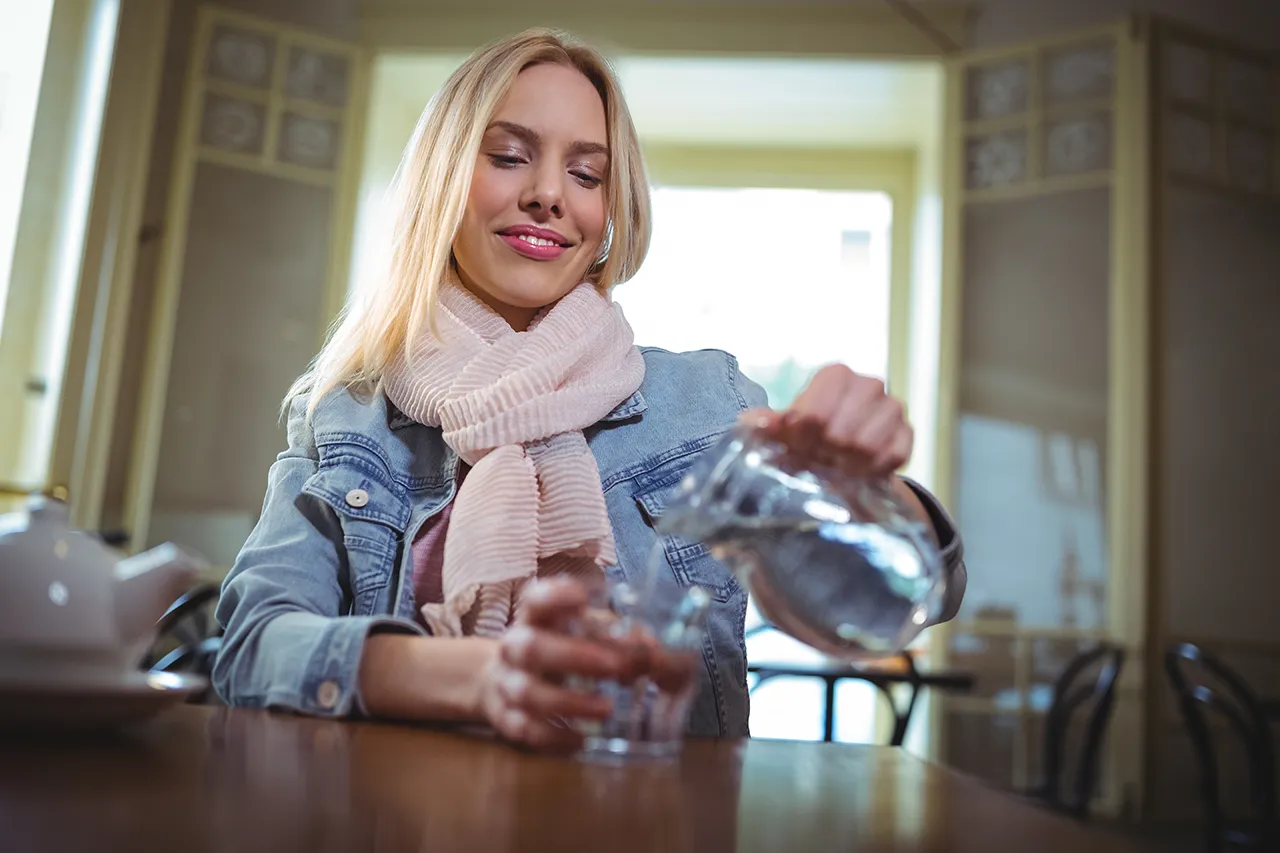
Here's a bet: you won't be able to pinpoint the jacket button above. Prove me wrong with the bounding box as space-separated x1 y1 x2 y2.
345 488 369 508
316 680 341 710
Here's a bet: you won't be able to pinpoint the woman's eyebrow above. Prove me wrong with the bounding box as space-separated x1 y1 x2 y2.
567 140 609 159
487 121 608 159
487 120 540 147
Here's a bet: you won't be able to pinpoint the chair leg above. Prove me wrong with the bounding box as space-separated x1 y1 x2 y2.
823 677 837 743
1201 791 1222 853
889 683 921 747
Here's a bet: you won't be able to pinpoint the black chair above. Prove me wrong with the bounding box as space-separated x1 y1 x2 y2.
1165 643 1276 853
1026 643 1125 820
142 583 224 703
748 637 974 747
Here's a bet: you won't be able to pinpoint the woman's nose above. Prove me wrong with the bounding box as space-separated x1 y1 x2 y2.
520 164 564 218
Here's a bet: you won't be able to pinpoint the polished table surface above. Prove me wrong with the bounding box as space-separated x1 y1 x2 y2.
0 706 1141 853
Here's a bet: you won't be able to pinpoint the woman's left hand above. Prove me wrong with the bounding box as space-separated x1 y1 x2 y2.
743 364 912 479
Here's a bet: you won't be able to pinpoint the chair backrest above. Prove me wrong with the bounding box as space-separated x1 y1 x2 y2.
1039 643 1125 817
1164 643 1277 839
142 583 224 703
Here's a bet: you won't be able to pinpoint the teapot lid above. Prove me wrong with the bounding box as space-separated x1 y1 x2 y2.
0 492 81 547
9 491 70 522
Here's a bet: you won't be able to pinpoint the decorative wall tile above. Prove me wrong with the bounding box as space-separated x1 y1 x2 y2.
1227 125 1273 191
967 60 1031 120
1166 40 1212 105
200 94 266 154
966 130 1029 189
1044 112 1112 176
278 112 340 169
1223 57 1274 123
285 46 349 107
206 25 275 89
1167 111 1215 178
1045 43 1114 104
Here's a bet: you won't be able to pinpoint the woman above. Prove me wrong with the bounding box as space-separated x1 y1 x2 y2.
213 28 966 752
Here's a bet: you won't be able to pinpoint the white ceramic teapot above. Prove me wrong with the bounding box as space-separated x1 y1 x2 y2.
0 493 207 683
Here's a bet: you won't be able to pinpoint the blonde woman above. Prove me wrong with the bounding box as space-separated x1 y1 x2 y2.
213 28 967 751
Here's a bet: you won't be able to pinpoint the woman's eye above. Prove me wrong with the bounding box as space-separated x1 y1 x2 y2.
489 154 524 168
573 171 602 188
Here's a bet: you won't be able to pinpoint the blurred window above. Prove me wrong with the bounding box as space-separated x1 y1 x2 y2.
616 185 894 742
0 0 119 488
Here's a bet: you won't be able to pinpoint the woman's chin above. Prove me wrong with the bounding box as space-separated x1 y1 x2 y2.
495 280 581 310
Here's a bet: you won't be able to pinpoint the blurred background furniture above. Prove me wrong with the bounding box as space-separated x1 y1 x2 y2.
748 643 975 746
1164 643 1277 853
143 583 223 704
1023 643 1125 820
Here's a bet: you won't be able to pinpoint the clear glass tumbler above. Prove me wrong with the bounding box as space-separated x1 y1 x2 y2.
569 578 711 763
658 422 948 661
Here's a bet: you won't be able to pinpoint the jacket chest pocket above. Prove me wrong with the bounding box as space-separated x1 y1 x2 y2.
302 452 411 615
634 469 740 604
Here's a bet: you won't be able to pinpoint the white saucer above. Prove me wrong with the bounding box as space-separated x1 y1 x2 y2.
0 669 208 730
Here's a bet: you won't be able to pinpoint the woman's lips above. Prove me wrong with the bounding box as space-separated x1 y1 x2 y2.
498 224 570 261
499 233 568 260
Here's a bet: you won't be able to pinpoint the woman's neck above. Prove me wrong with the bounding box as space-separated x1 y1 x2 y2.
455 275 539 332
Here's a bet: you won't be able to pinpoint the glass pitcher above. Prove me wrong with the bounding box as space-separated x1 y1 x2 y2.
658 423 948 660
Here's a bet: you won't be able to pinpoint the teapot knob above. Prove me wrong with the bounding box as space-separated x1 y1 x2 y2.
26 491 71 526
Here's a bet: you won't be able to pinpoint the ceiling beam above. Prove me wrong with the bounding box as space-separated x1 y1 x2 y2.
356 1 974 57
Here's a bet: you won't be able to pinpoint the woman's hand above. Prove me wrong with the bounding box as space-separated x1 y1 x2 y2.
358 578 625 752
745 363 912 478
741 363 938 541
477 578 624 752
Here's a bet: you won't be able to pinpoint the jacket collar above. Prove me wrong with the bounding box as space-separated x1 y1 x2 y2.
599 389 647 422
387 389 647 431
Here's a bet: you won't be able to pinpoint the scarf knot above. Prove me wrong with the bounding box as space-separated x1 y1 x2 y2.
382 280 644 637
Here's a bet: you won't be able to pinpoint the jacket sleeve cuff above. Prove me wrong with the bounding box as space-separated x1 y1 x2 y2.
900 477 967 624
260 614 424 719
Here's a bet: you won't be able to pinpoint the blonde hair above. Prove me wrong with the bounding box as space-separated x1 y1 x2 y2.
288 28 652 416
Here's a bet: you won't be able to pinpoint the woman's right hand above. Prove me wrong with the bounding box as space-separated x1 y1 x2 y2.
477 578 625 752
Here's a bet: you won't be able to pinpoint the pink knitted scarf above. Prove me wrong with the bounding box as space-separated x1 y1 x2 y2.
381 279 644 637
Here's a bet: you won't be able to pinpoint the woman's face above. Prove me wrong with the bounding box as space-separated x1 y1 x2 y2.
452 63 609 330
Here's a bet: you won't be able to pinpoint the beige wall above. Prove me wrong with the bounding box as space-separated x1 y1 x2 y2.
1161 187 1280 648
1148 185 1280 822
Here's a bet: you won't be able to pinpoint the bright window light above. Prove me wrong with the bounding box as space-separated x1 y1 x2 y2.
0 0 56 333
617 186 893 407
616 185 894 742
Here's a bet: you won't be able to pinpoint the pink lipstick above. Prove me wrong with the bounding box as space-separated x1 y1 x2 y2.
498 224 570 261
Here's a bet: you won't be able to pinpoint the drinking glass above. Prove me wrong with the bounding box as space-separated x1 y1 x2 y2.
569 578 711 762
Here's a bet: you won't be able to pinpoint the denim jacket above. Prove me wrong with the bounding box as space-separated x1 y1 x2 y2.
213 347 966 737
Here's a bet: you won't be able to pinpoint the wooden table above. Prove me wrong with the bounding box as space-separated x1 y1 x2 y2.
0 706 1141 853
